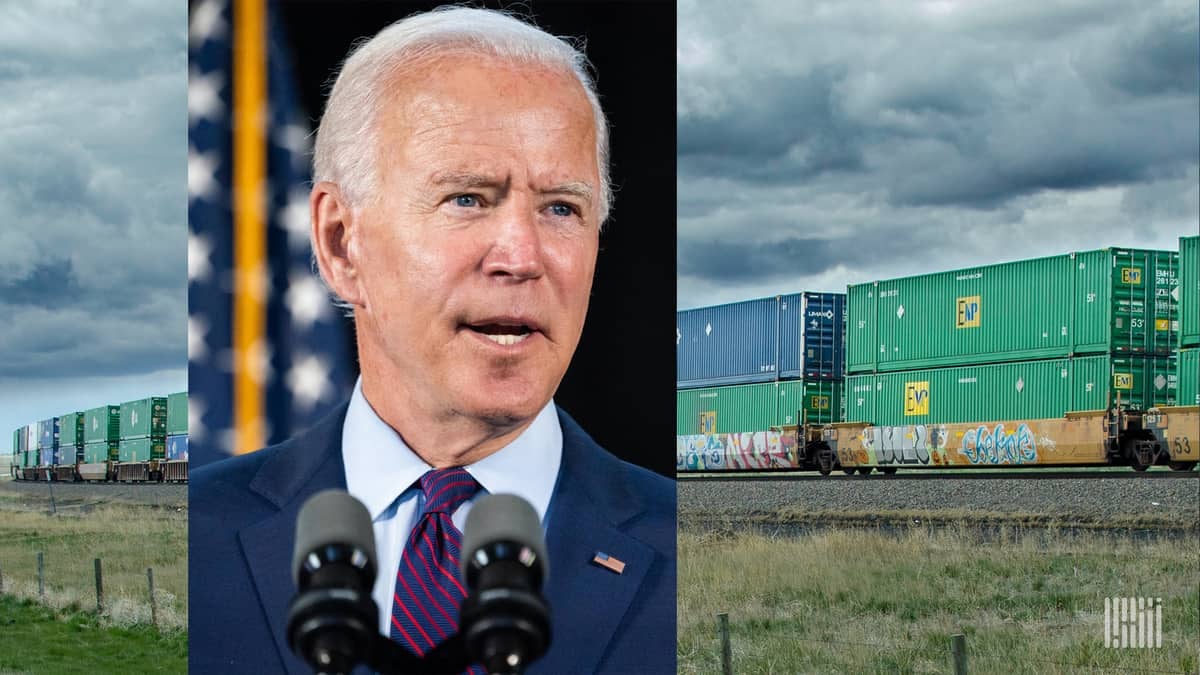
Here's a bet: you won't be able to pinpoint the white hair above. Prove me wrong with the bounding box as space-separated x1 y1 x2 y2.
311 6 612 314
313 5 611 215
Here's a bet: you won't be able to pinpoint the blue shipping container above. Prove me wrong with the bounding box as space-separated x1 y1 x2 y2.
37 418 59 449
167 434 188 461
677 292 845 389
38 447 59 467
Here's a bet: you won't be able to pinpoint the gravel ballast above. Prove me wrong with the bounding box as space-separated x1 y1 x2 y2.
679 475 1199 529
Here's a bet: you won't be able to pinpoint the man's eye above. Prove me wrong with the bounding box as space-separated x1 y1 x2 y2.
453 194 480 207
548 203 576 217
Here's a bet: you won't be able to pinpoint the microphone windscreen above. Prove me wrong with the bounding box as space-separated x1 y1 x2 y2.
461 493 548 582
292 489 377 586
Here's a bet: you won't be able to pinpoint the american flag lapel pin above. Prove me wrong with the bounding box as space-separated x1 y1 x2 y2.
592 551 626 574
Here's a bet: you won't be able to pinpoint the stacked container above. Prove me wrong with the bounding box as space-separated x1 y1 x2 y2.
23 426 37 468
676 292 846 434
843 247 1179 421
118 397 167 463
37 417 59 467
166 391 188 461
845 354 1176 426
58 412 84 464
1179 237 1198 408
84 405 121 463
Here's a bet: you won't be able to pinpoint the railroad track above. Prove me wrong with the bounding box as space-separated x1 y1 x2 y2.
677 469 1200 482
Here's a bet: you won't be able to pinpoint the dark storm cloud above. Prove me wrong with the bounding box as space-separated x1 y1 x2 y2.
0 1 185 380
677 0 1199 307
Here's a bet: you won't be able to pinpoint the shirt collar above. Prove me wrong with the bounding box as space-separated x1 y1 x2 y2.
341 377 562 523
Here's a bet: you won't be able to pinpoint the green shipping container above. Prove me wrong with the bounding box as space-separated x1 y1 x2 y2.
1181 236 1199 348
1179 349 1199 407
58 412 84 447
676 379 843 435
119 397 167 440
84 406 120 444
843 354 1176 427
118 437 165 463
847 248 1179 373
10 429 17 454
84 441 119 464
167 391 188 435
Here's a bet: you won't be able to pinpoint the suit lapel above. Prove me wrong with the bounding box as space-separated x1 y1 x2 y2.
238 404 350 674
534 411 656 674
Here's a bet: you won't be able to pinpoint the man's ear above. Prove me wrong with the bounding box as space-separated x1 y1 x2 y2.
310 181 365 307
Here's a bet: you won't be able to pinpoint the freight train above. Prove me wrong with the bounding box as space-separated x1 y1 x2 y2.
677 239 1200 475
9 392 189 483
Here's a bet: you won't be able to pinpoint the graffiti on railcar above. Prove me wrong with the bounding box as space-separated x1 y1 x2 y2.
853 424 950 466
676 430 799 470
958 422 1037 465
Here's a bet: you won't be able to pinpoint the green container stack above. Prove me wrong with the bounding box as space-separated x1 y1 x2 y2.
847 247 1179 374
118 397 167 463
58 412 85 463
1179 349 1198 407
676 380 842 435
1181 236 1199 349
84 405 121 463
844 354 1176 427
166 391 188 435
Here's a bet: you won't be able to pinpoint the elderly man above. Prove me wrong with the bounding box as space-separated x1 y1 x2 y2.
189 7 676 675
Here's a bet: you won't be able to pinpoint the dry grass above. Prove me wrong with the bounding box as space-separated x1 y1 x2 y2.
0 502 186 631
678 524 1199 674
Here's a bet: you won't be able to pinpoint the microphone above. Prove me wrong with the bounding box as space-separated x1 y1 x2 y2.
287 490 380 675
460 494 552 674
286 490 552 674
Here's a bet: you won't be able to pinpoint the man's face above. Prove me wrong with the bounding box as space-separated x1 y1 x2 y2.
349 55 601 427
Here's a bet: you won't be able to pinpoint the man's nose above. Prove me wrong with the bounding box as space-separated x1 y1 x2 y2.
481 203 545 281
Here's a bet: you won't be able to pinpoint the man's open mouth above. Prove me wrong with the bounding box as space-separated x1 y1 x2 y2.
464 321 537 346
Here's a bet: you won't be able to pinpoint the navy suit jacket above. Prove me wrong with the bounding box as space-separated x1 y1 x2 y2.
189 404 677 674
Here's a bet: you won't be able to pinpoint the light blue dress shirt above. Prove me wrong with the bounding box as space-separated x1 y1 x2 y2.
340 377 563 637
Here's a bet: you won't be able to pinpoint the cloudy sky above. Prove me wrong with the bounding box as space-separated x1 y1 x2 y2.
678 0 1199 309
0 2 186 448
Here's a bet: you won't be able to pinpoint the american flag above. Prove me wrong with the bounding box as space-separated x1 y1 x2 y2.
188 0 353 469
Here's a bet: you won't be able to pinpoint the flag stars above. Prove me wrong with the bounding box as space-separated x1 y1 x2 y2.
288 355 333 410
188 396 207 443
189 0 227 43
286 275 331 329
189 68 225 123
189 232 214 282
189 148 219 202
189 315 209 361
279 188 311 249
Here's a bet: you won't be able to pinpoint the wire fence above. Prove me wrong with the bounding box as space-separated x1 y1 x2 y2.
0 550 174 630
706 611 1193 675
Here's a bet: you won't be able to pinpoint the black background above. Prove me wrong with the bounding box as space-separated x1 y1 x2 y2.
277 1 677 478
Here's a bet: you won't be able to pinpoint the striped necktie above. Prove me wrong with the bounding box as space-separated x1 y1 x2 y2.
389 467 480 663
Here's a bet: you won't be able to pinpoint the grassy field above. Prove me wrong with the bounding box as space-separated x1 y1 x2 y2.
0 595 186 674
0 489 186 635
679 525 1199 674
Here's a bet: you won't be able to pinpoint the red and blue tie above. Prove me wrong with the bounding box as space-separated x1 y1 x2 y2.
389 467 480 663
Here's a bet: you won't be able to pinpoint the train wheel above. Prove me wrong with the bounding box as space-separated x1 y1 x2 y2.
857 467 873 475
817 450 834 476
842 466 856 475
880 467 898 475
1168 461 1197 472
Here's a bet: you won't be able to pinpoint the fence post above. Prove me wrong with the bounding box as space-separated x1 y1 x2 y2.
718 612 733 675
147 568 157 627
94 558 104 612
36 552 44 598
951 633 967 675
